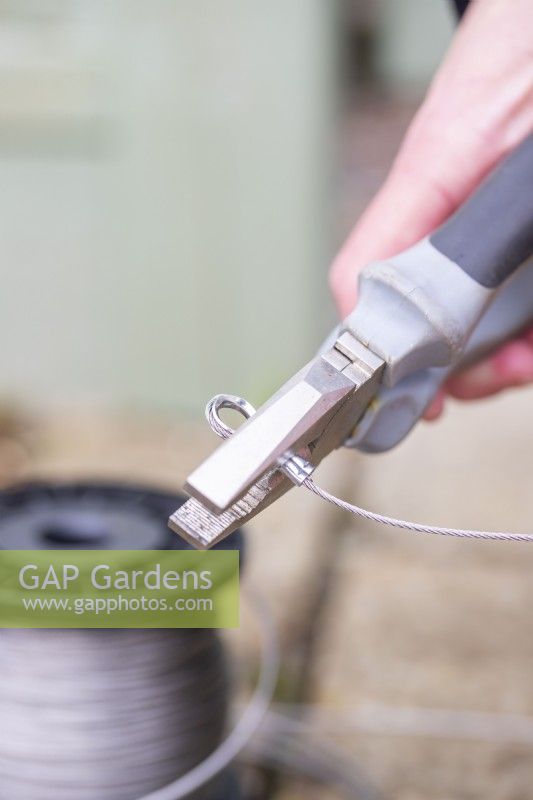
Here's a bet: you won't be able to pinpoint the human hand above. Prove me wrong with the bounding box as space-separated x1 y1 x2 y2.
329 0 533 419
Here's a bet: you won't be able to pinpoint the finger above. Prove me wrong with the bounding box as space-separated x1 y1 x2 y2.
525 326 533 346
446 336 533 400
423 391 446 421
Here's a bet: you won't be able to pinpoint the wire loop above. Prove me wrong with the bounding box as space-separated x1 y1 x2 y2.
206 394 257 440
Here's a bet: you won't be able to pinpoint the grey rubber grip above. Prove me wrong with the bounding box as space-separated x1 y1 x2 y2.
430 134 533 288
347 256 533 453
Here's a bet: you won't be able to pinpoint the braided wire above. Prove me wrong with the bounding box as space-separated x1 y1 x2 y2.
206 394 532 544
303 478 533 543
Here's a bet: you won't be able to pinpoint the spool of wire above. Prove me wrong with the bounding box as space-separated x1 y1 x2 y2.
0 482 244 800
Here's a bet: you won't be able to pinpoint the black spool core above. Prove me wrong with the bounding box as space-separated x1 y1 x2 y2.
0 481 244 554
40 514 109 545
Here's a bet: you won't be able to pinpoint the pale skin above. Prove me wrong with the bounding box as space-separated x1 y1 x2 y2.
329 0 533 419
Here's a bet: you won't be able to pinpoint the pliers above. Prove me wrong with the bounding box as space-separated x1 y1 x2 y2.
170 134 533 549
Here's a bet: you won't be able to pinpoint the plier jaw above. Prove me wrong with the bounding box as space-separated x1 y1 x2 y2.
168 331 384 549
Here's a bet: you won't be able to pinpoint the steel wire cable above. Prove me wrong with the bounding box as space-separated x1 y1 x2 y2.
0 591 278 800
303 478 533 543
207 395 532 543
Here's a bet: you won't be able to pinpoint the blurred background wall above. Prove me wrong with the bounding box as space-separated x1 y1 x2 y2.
0 0 333 413
0 0 454 416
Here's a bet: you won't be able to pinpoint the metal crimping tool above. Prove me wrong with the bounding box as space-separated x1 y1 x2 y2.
170 134 533 549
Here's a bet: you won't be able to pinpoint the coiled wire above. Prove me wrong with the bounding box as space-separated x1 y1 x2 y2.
0 628 227 800
0 593 278 800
